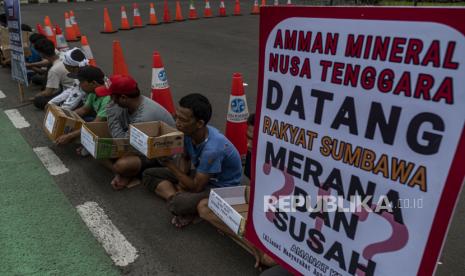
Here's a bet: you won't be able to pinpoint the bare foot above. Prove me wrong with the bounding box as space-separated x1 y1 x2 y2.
111 175 131 190
171 215 195 228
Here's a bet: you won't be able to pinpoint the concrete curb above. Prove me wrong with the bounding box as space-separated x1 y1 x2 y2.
20 0 100 4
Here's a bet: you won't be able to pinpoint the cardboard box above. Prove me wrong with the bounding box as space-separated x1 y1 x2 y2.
129 121 184 159
208 185 250 236
43 104 84 141
80 122 135 159
0 26 31 65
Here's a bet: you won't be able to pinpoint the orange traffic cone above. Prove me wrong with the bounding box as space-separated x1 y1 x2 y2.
113 40 129 76
55 25 69 52
233 0 241 16
273 0 278 5
225 73 249 159
219 0 227 17
101 7 118 33
132 3 144 28
36 23 46 36
163 0 172 23
151 52 175 115
188 0 198 20
81 35 97 66
69 10 81 38
64 12 78 42
204 0 213 18
119 6 132 30
175 1 185 21
147 3 159 25
44 16 56 46
251 0 259 14
261 0 266 6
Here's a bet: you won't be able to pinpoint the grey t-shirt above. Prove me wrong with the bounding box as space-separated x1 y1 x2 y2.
107 95 175 138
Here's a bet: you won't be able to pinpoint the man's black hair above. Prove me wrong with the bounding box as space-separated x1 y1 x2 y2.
0 14 6 27
70 48 86 62
33 38 56 57
179 93 212 125
21 24 32 32
247 113 255 126
29 33 46 44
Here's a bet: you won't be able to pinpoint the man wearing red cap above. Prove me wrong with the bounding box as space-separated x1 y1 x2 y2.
97 74 175 189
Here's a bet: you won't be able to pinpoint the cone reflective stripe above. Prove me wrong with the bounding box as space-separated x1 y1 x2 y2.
233 0 241 16
148 3 159 25
113 40 129 76
286 0 292 4
64 12 78 42
44 16 56 46
175 1 184 21
120 6 132 30
69 10 81 38
204 0 213 18
151 52 175 115
188 0 198 20
274 0 278 5
36 23 46 36
132 3 144 27
101 7 118 33
225 73 249 159
219 0 226 17
55 25 69 52
163 0 172 23
261 0 266 6
81 36 96 66
251 0 259 14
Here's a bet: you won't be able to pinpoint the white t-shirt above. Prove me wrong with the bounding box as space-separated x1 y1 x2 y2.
46 59 74 90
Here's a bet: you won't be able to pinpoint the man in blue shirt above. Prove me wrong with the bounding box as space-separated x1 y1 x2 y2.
142 93 242 228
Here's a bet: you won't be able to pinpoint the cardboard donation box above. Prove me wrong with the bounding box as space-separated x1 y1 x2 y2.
43 104 84 141
208 186 250 236
0 26 31 65
129 121 184 159
81 122 134 159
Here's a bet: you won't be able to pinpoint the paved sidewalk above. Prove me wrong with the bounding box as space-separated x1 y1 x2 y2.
0 110 119 276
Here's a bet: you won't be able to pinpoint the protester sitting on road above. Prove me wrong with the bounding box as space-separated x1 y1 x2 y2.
26 34 50 87
244 113 255 180
196 113 276 268
55 66 110 146
48 48 88 110
32 38 74 109
95 74 175 190
142 93 243 228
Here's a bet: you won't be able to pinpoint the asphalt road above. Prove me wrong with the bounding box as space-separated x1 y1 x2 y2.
0 0 464 275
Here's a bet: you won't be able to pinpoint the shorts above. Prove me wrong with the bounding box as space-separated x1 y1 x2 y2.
142 167 211 216
138 156 162 178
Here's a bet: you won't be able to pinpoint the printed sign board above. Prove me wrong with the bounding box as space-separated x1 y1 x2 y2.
245 6 465 276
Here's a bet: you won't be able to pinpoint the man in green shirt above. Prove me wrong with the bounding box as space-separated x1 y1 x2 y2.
55 66 110 145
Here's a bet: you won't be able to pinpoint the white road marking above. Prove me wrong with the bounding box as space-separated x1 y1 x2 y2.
33 147 69 176
0 90 6 98
76 201 139 266
4 109 30 129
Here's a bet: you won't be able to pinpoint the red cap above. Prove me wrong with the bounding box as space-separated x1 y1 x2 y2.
96 74 138 97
